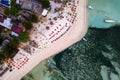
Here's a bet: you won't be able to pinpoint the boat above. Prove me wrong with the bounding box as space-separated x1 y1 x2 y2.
88 6 94 10
104 20 115 23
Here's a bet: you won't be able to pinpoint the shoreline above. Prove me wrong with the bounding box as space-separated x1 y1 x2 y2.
0 0 87 80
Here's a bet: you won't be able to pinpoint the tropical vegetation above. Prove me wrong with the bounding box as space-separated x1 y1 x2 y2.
22 21 33 30
4 0 20 16
18 32 30 42
29 14 39 23
0 37 19 63
41 0 50 8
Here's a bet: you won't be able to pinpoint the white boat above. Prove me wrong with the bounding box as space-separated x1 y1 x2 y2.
88 6 94 10
104 20 115 23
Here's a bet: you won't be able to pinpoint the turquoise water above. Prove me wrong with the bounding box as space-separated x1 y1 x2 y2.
88 0 120 28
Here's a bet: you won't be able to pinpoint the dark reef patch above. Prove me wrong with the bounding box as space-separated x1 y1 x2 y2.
54 25 120 80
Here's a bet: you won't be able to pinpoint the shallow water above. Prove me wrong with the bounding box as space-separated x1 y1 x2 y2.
22 61 52 80
88 0 120 28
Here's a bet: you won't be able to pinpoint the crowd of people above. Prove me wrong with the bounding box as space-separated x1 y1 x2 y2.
47 0 78 43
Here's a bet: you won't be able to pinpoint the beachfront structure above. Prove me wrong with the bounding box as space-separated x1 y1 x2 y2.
0 15 12 29
16 0 42 14
11 24 23 36
16 0 19 4
42 9 48 16
0 63 9 77
0 14 23 36
0 0 11 8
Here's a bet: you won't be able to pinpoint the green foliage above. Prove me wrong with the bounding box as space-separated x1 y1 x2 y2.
0 35 5 45
22 21 33 30
29 14 38 23
9 6 20 16
4 8 10 16
41 0 50 8
1 29 10 38
11 0 16 6
0 46 17 58
8 37 20 49
0 52 6 62
4 0 20 16
0 37 19 62
18 32 29 42
0 37 20 63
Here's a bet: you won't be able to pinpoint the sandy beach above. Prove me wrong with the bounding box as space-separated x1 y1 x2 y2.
0 0 87 80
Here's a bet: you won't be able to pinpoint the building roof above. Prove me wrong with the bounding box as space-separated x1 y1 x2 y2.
0 15 23 36
11 25 23 35
11 31 19 37
0 0 11 8
16 0 20 4
19 0 42 14
0 17 12 29
0 15 4 23
42 9 48 16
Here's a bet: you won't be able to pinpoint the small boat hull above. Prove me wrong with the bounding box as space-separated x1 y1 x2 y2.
104 20 115 23
88 6 94 10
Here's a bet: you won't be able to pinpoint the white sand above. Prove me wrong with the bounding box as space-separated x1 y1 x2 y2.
0 0 87 80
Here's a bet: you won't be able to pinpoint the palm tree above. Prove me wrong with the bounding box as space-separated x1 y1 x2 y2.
0 37 19 62
8 37 20 49
29 14 38 23
10 0 20 16
18 32 30 42
41 0 50 8
22 21 33 30
1 29 10 39
4 8 10 16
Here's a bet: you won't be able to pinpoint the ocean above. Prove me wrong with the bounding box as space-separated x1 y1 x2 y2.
88 0 120 28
